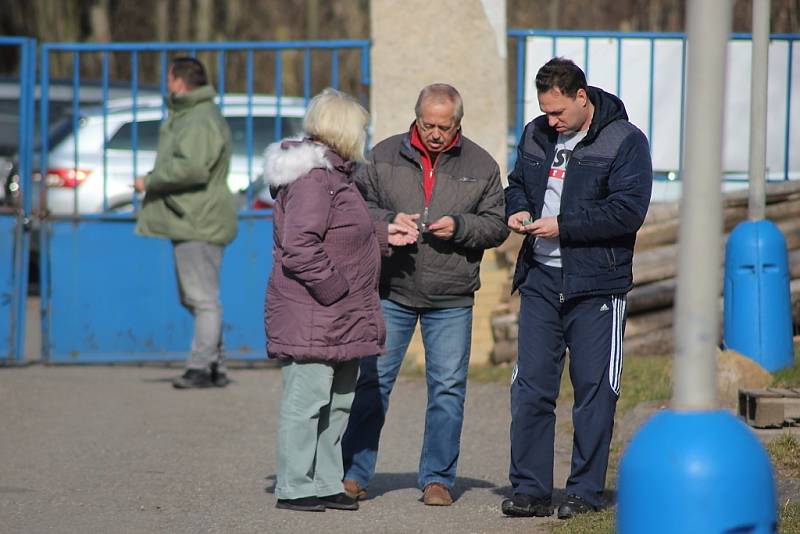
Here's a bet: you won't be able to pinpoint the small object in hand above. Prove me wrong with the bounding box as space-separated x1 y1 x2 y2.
521 218 533 226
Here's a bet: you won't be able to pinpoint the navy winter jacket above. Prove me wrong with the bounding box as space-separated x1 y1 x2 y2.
505 86 653 299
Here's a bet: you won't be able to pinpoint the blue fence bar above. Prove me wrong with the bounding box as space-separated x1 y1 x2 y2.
508 29 799 183
784 42 794 181
101 52 110 212
331 49 340 89
0 37 35 363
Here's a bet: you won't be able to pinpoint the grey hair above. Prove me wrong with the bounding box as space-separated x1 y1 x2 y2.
414 83 464 125
303 88 370 162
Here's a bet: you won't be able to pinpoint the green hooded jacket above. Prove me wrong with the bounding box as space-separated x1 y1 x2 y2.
135 85 238 246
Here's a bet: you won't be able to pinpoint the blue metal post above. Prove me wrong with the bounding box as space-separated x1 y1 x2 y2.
303 48 312 106
245 50 254 202
678 38 687 179
647 38 655 154
12 38 35 362
583 37 590 78
71 52 81 215
217 51 226 109
275 51 283 140
39 46 51 361
159 50 167 118
515 37 525 144
331 49 339 90
616 37 622 98
784 39 794 180
101 52 109 212
131 51 139 211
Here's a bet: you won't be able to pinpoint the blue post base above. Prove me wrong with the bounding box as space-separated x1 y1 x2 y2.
618 410 776 534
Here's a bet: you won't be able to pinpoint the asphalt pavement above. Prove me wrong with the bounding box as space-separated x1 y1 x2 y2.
0 364 574 534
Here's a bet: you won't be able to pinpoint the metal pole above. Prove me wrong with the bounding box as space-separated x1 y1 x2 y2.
748 0 770 220
672 0 734 410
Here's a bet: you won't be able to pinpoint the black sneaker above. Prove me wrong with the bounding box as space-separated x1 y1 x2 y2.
557 494 597 519
501 493 553 517
275 497 326 512
172 369 214 389
209 362 230 387
319 492 359 510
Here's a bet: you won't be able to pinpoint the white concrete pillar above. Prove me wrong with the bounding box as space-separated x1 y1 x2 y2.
369 0 508 176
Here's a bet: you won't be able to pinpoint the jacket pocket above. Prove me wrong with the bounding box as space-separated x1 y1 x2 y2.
576 158 611 169
164 196 186 218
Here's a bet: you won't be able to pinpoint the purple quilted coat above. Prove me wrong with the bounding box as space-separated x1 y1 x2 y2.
263 138 388 362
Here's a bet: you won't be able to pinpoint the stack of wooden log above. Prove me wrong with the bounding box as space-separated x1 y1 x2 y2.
489 181 800 364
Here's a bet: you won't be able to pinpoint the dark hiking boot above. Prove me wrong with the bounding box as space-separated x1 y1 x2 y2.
209 362 230 387
172 369 214 389
557 494 598 519
275 497 326 512
501 493 554 517
319 493 359 510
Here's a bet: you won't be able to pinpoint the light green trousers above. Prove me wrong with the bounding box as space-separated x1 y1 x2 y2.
275 359 360 500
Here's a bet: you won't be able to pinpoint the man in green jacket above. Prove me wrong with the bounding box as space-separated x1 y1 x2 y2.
134 57 237 389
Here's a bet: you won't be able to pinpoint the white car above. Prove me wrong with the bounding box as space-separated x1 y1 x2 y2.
9 94 305 215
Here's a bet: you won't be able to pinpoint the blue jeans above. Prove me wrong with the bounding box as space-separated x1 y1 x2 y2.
341 299 472 490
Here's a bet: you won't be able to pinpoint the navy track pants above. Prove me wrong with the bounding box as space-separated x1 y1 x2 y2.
509 262 626 508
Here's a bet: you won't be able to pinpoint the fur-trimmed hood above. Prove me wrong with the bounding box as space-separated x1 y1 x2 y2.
263 137 334 187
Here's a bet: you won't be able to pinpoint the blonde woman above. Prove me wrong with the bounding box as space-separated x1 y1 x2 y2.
263 88 416 512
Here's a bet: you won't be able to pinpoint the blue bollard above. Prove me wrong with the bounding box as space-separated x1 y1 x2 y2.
724 220 794 372
618 410 777 534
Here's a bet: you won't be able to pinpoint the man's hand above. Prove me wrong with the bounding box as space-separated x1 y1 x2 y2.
528 216 559 238
393 212 420 233
426 216 456 239
507 211 532 234
388 223 418 246
133 177 146 193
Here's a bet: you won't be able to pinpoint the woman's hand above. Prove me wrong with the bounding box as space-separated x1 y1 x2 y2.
388 222 418 246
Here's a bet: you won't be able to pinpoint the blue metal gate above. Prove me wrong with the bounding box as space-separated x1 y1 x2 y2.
0 37 35 364
36 40 370 363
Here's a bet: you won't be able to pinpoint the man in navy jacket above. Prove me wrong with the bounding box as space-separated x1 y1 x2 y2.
502 58 652 520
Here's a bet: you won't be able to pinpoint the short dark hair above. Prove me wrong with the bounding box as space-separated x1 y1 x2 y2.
535 58 587 98
169 57 208 89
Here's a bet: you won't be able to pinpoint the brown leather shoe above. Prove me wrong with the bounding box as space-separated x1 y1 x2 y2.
342 479 367 501
423 482 453 506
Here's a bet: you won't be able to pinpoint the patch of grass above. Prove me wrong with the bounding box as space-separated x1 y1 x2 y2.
768 434 800 479
617 355 672 413
545 502 800 534
773 345 800 388
779 500 800 534
467 363 514 383
550 507 615 534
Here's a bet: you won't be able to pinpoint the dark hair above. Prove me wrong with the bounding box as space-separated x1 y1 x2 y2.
169 57 208 89
535 57 587 98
